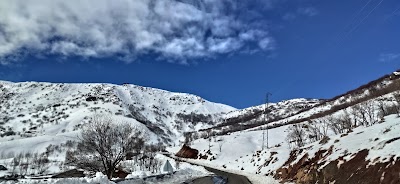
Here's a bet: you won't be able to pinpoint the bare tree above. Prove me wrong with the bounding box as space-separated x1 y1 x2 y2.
352 101 378 127
70 115 146 180
286 124 306 149
307 116 330 142
340 110 354 132
307 122 320 142
377 100 388 119
183 132 192 146
153 158 162 173
19 152 30 176
393 92 400 116
191 132 199 141
36 154 49 174
320 117 330 138
206 129 214 151
217 137 225 153
175 159 181 170
10 155 21 175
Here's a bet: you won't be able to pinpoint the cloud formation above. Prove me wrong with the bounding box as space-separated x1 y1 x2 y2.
0 0 273 64
379 53 400 62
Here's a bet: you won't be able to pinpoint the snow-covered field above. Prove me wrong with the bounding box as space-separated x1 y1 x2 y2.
0 154 211 184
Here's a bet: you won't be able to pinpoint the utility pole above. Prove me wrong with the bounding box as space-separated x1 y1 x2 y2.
262 92 272 150
239 110 243 133
191 112 193 124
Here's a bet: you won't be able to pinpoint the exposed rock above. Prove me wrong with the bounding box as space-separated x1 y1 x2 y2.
113 169 129 179
319 136 330 145
52 169 85 178
175 144 199 159
275 148 400 184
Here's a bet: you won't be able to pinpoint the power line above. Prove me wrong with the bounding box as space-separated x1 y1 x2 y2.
335 0 374 44
384 6 400 21
343 0 385 41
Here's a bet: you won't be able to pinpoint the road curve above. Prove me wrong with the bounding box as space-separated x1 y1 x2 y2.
161 153 251 184
190 166 252 184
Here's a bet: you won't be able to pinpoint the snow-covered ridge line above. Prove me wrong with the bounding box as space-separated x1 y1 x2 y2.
0 80 236 110
187 98 322 136
0 80 235 148
261 72 400 129
247 71 400 131
184 70 400 139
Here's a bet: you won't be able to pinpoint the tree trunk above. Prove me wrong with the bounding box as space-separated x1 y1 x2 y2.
106 164 114 180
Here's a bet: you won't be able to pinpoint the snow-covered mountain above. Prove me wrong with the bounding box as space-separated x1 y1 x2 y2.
2 70 400 183
0 81 235 148
171 71 400 184
181 98 320 138
222 98 321 127
194 71 400 137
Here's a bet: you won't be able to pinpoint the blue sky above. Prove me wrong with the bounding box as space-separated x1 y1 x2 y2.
0 0 399 108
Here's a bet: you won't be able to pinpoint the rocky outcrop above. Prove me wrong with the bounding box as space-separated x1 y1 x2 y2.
52 169 85 178
113 169 129 178
175 144 199 159
275 148 400 184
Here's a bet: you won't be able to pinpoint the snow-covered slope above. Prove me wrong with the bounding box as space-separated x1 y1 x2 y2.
190 98 321 136
201 71 400 137
175 113 400 183
0 81 235 149
274 113 400 184
1 70 400 183
224 98 320 121
173 94 400 183
169 71 400 184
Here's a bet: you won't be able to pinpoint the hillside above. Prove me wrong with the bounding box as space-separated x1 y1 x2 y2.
169 71 400 184
186 98 321 138
0 81 235 153
192 70 400 137
172 109 400 183
1 70 400 183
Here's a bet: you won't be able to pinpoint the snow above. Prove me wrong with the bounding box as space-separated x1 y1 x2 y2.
0 154 211 184
168 94 400 184
0 81 235 152
297 114 400 168
221 98 320 126
0 172 114 184
2 78 400 183
167 125 292 183
169 125 290 173
0 81 237 182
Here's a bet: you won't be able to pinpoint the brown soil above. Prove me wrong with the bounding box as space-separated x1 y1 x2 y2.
275 148 400 184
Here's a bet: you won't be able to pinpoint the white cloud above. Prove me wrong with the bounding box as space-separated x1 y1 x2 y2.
379 53 400 62
0 0 273 64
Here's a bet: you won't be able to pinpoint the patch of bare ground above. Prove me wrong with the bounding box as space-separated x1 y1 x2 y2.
275 148 400 184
